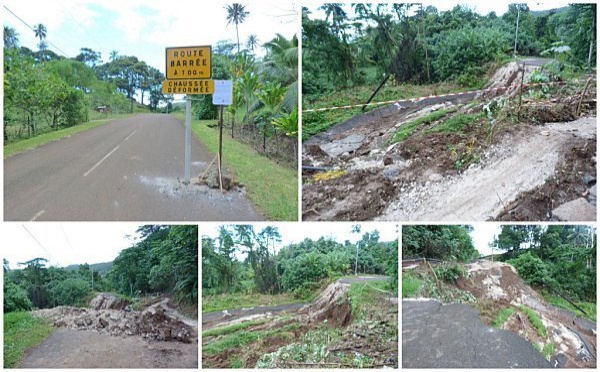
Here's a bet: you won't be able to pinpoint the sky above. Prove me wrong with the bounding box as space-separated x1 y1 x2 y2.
305 1 576 20
201 222 399 259
3 0 298 76
470 223 502 256
1 223 142 269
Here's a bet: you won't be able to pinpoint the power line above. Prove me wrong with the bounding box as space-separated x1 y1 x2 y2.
3 5 69 56
22 225 54 262
64 8 106 54
60 225 76 256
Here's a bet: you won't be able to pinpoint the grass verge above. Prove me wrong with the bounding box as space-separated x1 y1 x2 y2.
173 115 297 221
4 312 53 368
390 108 456 143
4 114 135 158
202 292 300 313
541 292 597 322
427 113 482 134
348 280 390 321
520 306 547 338
402 274 422 298
202 320 267 338
203 323 300 356
492 307 515 328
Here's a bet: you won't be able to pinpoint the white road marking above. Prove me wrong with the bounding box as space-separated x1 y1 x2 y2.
83 130 137 177
30 210 45 221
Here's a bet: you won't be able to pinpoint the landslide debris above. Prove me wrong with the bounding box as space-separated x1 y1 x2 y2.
300 281 353 327
32 296 194 343
405 259 596 368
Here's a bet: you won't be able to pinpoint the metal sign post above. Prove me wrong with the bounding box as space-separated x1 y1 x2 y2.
184 95 191 184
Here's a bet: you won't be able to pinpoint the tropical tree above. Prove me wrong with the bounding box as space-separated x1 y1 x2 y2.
256 81 286 152
246 34 259 53
263 34 298 111
109 50 118 61
225 3 250 54
238 70 261 124
33 23 47 51
3 26 19 49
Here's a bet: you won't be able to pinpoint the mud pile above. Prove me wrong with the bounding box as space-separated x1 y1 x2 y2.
456 260 596 368
458 260 546 311
89 293 130 310
481 62 538 98
301 282 353 327
32 305 193 343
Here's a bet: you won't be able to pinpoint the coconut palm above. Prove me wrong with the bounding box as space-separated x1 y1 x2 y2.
225 3 249 54
33 23 47 50
3 26 19 49
109 50 118 61
246 34 259 53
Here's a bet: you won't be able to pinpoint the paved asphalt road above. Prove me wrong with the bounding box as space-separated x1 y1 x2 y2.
402 300 552 368
4 114 262 221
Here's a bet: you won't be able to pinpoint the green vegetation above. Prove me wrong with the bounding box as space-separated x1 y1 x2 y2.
4 115 134 158
390 108 454 143
495 225 596 303
402 225 480 262
541 292 597 322
178 116 297 221
202 292 297 313
202 320 266 337
4 312 53 368
542 343 556 359
348 281 393 320
303 4 596 138
402 274 423 298
203 225 397 303
203 323 300 355
520 306 547 338
434 264 468 283
4 226 198 314
427 113 482 134
492 307 515 328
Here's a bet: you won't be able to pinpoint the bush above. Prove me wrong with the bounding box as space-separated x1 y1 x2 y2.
507 252 551 287
4 282 32 313
435 264 468 283
48 278 90 306
282 252 327 291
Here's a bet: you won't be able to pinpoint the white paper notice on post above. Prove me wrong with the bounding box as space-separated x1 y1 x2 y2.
212 80 233 105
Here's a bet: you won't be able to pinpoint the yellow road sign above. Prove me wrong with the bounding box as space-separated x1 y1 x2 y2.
162 79 214 94
165 45 211 79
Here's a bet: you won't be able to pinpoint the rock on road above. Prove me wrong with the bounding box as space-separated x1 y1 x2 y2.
4 114 262 221
402 300 552 368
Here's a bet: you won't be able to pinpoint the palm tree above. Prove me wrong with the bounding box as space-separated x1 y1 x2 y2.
225 3 249 54
238 70 261 125
3 26 19 49
246 34 258 53
256 82 287 153
110 50 118 61
33 23 47 50
263 34 298 112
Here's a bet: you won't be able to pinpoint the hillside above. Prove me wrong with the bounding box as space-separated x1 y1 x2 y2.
64 262 113 276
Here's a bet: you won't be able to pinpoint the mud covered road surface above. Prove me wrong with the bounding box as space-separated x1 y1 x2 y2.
23 294 198 368
302 59 596 221
402 300 552 368
381 117 596 221
19 328 198 368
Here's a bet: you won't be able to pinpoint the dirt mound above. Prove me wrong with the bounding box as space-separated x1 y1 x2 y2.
32 305 193 343
456 260 596 368
302 169 395 221
301 282 353 327
89 293 130 310
457 260 546 311
481 61 539 98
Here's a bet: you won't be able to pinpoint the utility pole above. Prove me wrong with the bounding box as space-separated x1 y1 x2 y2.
513 5 521 57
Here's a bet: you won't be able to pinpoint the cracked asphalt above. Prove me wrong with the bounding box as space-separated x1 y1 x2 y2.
402 300 552 368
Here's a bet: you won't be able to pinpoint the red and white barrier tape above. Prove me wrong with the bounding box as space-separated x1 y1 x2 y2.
302 81 572 113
